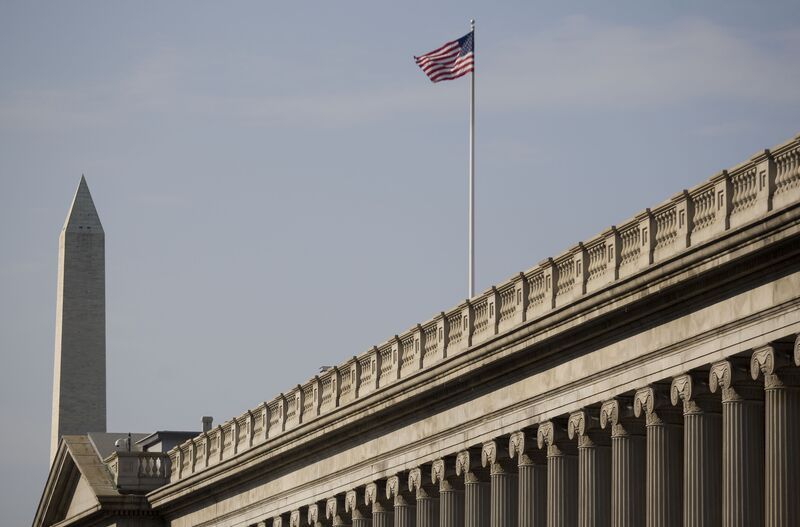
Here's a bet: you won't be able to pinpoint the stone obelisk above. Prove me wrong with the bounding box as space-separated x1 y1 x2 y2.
50 176 106 462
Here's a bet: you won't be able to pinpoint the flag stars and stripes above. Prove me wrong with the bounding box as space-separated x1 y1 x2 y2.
414 31 474 83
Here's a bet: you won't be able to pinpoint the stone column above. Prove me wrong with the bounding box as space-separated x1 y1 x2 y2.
482 440 518 527
752 343 800 526
274 513 291 527
568 410 611 527
388 475 416 527
633 386 683 527
709 359 764 527
432 458 464 527
671 372 722 527
410 467 440 527
328 496 353 527
456 449 490 527
347 489 373 527
366 481 394 527
537 420 578 527
510 430 547 527
600 398 645 527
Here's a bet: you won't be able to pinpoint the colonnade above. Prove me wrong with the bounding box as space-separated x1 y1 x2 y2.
256 340 800 527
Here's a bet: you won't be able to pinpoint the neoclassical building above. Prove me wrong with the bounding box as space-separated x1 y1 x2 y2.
35 133 800 527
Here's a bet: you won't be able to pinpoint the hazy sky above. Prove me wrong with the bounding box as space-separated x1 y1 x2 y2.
2 1 799 523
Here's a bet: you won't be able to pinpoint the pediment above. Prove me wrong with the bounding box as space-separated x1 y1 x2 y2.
33 436 115 527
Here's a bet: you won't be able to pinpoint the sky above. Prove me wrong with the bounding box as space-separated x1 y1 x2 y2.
1 1 799 524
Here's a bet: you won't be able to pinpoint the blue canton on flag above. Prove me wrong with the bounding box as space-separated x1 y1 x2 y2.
415 31 475 83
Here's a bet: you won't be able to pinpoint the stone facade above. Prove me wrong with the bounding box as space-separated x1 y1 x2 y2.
35 134 800 527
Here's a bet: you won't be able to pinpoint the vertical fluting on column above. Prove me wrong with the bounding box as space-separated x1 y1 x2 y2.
600 398 645 527
671 372 722 527
347 489 373 527
752 343 800 527
537 421 578 527
366 481 394 527
709 359 764 527
410 467 440 527
634 386 683 527
510 430 547 527
432 458 464 527
482 441 518 527
328 496 353 527
388 475 416 527
568 410 611 527
457 450 490 527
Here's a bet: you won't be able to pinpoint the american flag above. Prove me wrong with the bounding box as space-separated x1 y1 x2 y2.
414 31 474 83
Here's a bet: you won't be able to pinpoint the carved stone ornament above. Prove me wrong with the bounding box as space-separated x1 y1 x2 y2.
431 459 445 485
795 335 800 367
709 360 733 393
454 450 471 476
599 400 620 429
385 475 400 500
670 374 693 406
508 430 526 459
480 440 497 467
633 387 655 418
751 345 778 379
307 503 321 525
325 497 339 520
407 468 422 493
345 490 358 513
536 421 555 449
289 510 302 527
567 410 587 439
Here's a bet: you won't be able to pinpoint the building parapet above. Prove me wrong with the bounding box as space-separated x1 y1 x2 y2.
167 134 800 483
105 451 171 493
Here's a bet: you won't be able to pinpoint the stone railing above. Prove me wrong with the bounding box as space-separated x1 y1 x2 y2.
168 134 800 483
105 451 171 493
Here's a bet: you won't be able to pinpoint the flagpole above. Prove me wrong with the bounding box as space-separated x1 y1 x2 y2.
468 18 475 298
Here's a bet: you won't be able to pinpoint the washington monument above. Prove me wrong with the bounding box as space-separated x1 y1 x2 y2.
50 176 106 461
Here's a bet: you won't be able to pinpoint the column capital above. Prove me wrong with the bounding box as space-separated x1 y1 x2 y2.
431 458 464 491
633 385 682 425
290 508 309 527
671 372 721 414
409 466 439 498
386 474 415 506
509 429 545 466
751 343 800 388
365 481 392 512
537 420 576 456
308 502 330 527
600 397 643 436
795 334 800 367
481 439 515 474
568 408 609 447
455 448 489 482
345 488 369 520
709 358 763 402
273 514 290 527
326 495 351 525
